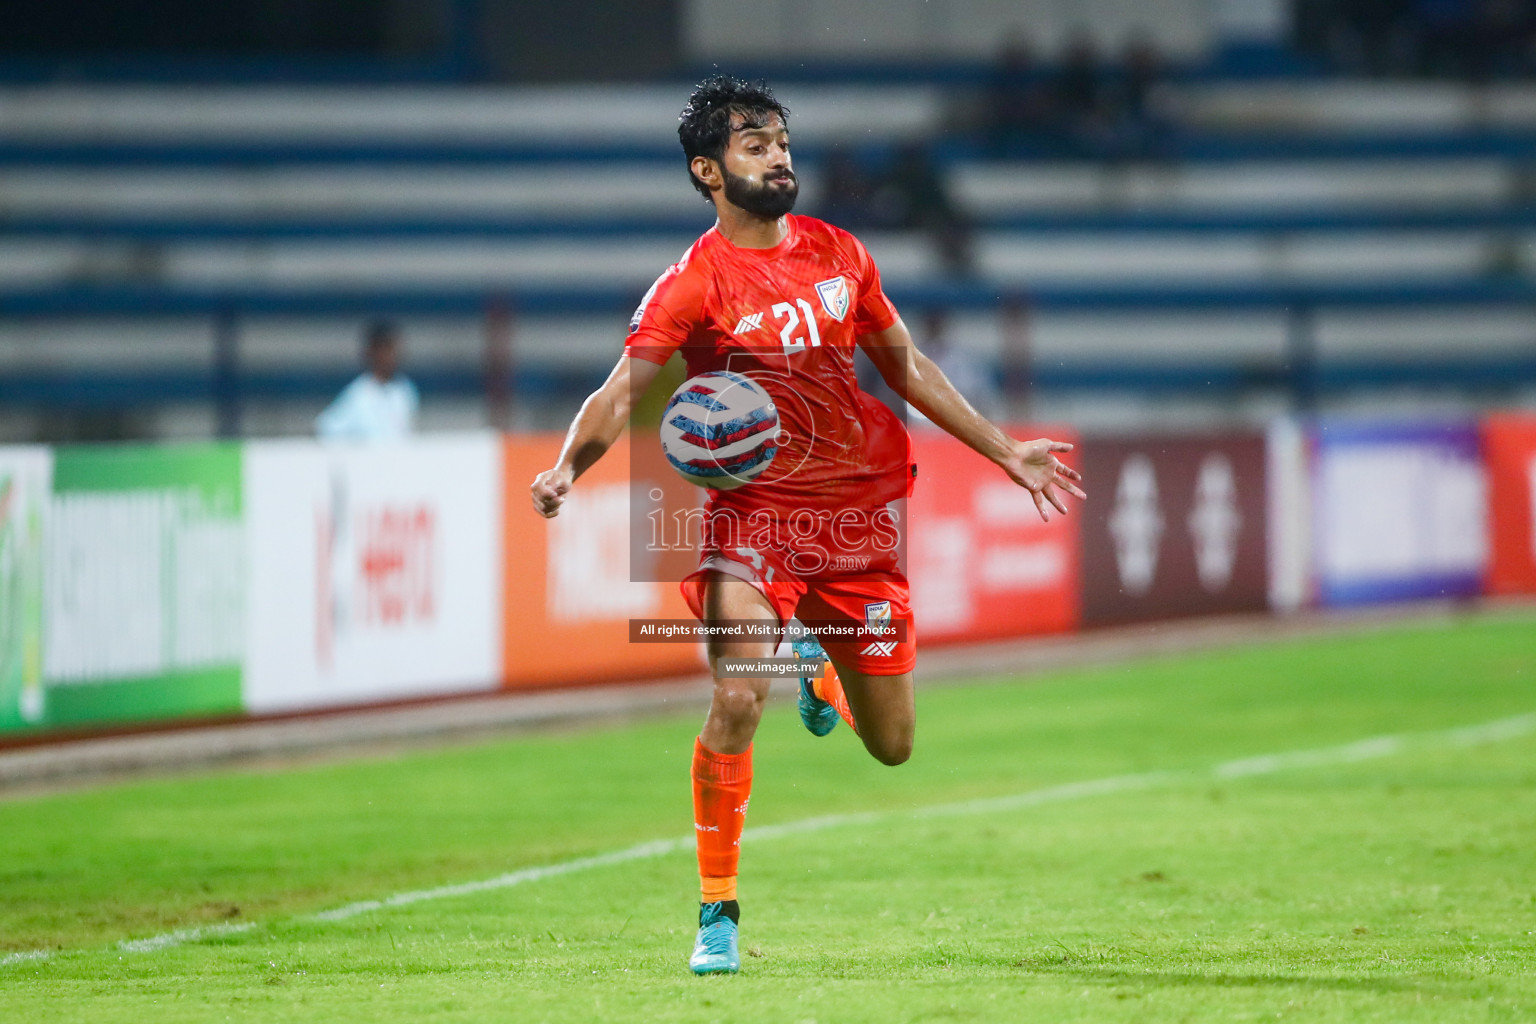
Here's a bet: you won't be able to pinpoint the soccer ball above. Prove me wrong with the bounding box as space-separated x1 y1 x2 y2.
660 371 779 490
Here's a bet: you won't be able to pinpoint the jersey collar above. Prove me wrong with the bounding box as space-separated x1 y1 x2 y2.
711 214 799 260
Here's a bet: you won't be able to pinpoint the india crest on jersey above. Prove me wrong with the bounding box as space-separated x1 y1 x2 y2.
815 276 850 322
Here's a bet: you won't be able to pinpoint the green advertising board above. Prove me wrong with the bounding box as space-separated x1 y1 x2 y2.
0 448 49 732
14 442 246 733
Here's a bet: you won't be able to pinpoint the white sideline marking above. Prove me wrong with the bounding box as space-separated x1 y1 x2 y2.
309 838 690 922
4 710 1533 969
118 922 258 953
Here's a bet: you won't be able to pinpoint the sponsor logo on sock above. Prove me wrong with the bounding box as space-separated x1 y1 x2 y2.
695 822 720 832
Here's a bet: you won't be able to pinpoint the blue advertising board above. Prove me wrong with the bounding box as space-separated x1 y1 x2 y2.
1312 420 1486 607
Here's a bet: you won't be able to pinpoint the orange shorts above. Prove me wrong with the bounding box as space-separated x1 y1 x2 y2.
681 557 915 676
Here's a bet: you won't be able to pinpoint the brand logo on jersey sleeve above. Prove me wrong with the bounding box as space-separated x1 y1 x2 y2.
629 275 664 333
814 276 850 322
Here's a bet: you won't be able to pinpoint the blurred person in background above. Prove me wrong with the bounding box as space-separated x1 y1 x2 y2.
316 320 419 441
868 143 975 275
982 36 1056 154
1108 35 1175 160
1327 0 1415 75
1052 30 1112 156
816 143 875 229
906 310 1001 426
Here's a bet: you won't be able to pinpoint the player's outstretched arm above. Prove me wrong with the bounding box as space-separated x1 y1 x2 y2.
860 317 1085 522
530 354 663 518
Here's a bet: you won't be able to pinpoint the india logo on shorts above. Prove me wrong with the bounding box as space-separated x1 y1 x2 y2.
814 276 850 322
861 599 897 657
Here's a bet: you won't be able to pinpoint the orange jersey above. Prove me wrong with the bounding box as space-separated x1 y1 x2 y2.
625 214 912 514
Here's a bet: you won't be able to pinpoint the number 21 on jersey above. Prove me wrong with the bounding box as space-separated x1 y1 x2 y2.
772 298 822 353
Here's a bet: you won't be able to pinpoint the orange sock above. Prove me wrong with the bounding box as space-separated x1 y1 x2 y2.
814 662 858 733
692 737 751 903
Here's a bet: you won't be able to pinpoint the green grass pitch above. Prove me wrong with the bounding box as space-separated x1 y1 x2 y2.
1 609 1534 1023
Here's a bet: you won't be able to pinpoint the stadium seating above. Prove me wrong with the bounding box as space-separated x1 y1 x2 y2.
2 78 1535 439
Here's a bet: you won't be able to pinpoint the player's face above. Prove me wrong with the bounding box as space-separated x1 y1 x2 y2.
719 113 797 218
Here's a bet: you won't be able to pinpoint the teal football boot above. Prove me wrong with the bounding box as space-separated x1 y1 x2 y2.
792 634 837 737
689 901 740 975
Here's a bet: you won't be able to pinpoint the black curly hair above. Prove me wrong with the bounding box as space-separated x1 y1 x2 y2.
678 75 790 200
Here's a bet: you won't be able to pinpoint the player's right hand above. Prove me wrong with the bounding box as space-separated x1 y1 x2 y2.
530 468 573 518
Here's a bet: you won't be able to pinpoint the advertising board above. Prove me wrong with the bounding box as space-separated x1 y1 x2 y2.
502 434 702 688
1266 418 1312 612
1078 434 1269 625
42 443 244 728
243 434 501 713
1482 413 1536 595
1312 420 1486 606
0 447 50 732
907 428 1080 642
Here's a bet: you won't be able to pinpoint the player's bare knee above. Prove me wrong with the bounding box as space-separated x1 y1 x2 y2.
867 731 913 766
710 684 765 726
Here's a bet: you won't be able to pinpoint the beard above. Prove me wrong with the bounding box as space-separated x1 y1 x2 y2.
722 166 798 218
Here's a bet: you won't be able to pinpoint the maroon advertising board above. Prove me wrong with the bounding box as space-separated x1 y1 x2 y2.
1079 435 1269 625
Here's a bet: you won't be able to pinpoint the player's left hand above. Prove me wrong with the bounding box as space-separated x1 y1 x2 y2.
1000 439 1086 522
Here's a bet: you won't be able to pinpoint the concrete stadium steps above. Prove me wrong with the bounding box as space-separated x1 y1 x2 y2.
0 228 1520 292
971 231 1502 285
6 306 1535 374
1175 81 1536 134
0 158 1519 223
952 160 1518 213
0 166 728 219
5 83 1536 144
687 0 1213 63
5 304 1533 439
0 86 944 146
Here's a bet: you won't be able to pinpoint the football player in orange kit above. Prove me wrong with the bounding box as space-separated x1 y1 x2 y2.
531 76 1084 974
